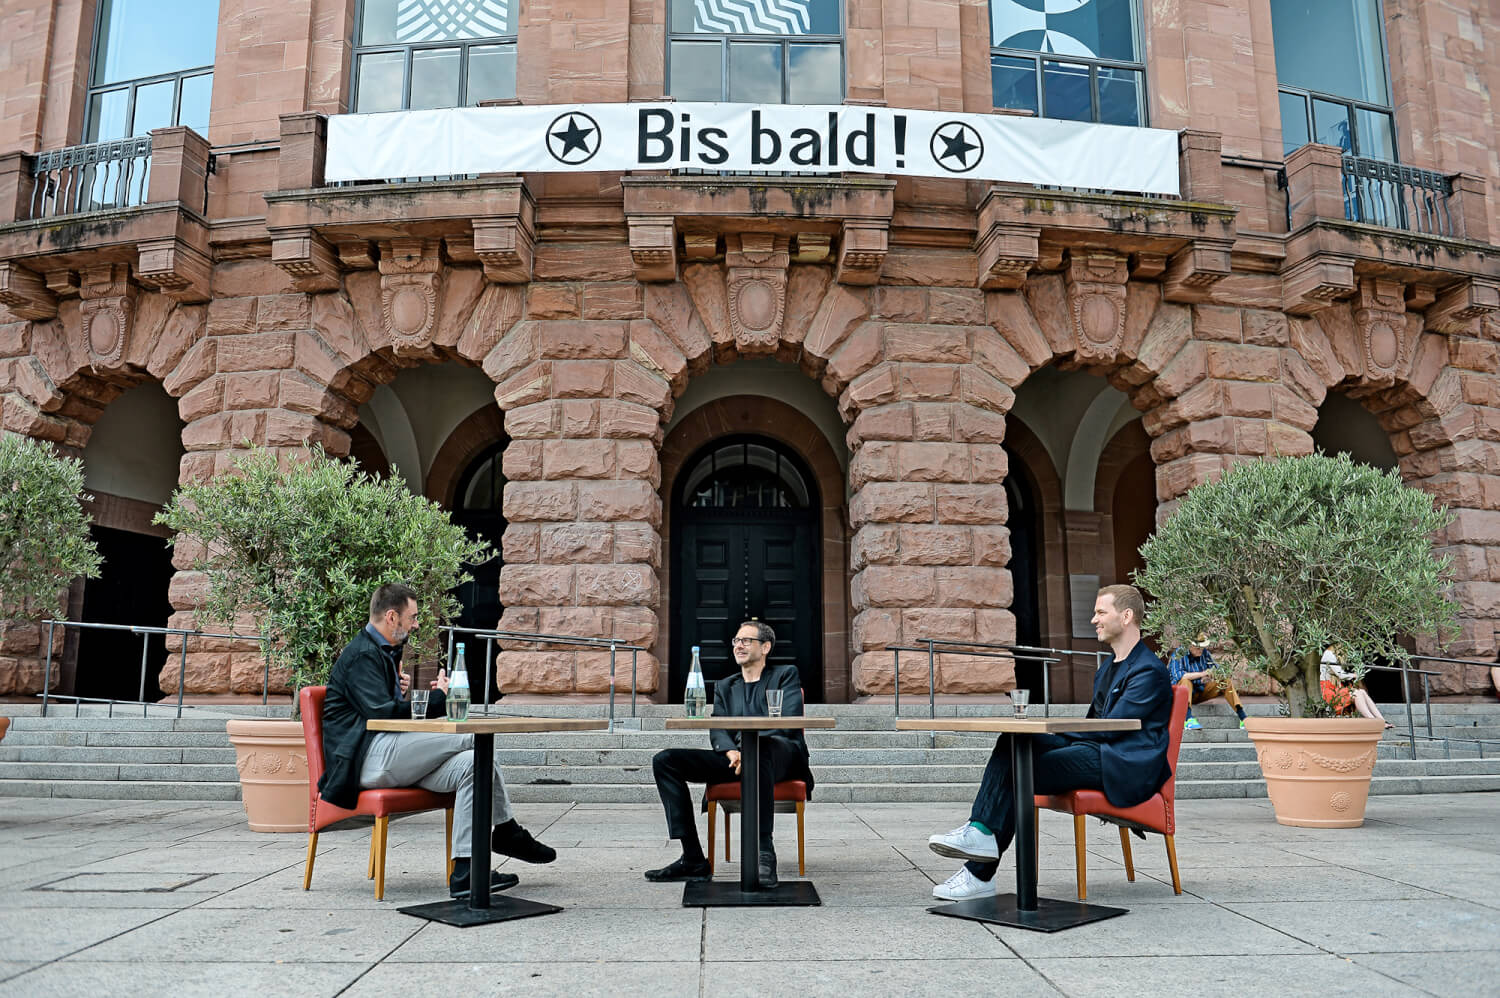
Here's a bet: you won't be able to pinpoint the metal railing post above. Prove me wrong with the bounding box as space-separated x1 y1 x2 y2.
1422 674 1433 737
1041 657 1053 718
926 640 937 748
1400 663 1417 760
134 630 150 719
630 648 638 717
893 649 900 718
483 636 495 712
41 620 56 717
608 643 617 732
176 640 188 719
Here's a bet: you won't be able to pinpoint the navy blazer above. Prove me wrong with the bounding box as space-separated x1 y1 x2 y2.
317 627 447 810
709 662 814 794
1074 640 1173 809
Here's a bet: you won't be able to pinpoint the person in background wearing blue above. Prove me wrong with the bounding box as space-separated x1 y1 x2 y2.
1167 633 1248 731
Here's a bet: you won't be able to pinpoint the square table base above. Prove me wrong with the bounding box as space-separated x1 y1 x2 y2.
682 880 821 907
398 896 563 927
928 893 1126 933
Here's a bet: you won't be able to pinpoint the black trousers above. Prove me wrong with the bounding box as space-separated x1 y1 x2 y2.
652 737 802 853
965 732 1105 881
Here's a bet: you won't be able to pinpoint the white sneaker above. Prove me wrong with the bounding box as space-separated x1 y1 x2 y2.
928 823 999 861
933 867 995 901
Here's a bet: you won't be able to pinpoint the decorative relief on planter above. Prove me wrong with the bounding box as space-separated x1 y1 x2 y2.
1354 277 1408 384
378 238 442 352
1298 746 1377 774
1065 251 1128 361
234 749 306 777
725 233 789 354
1329 791 1352 812
79 264 136 368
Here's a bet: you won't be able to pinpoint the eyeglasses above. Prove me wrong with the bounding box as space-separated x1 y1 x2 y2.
730 637 766 646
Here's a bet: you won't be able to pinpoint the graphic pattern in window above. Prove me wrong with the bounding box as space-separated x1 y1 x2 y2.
988 0 1145 127
668 0 843 104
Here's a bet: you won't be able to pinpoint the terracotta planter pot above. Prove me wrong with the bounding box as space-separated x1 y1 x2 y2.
0 716 9 742
226 718 310 833
1244 716 1387 827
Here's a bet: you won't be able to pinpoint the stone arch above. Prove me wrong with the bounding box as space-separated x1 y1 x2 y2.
427 404 508 505
659 394 851 702
1001 416 1067 661
1094 419 1154 589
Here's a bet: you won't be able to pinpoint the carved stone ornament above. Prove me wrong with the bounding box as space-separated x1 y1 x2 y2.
726 233 789 354
1064 251 1128 361
0 262 57 319
378 238 442 353
628 216 677 282
1354 277 1409 382
835 219 889 287
78 264 136 368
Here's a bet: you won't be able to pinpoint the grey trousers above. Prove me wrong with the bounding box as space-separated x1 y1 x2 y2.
358 732 513 859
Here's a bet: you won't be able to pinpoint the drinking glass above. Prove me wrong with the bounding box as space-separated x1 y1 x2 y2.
1011 689 1030 718
766 689 784 717
409 689 430 720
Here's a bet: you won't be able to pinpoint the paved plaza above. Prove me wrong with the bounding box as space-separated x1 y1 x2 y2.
1 793 1497 997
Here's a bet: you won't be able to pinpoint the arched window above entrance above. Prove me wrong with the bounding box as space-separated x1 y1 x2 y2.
457 443 505 513
679 438 812 509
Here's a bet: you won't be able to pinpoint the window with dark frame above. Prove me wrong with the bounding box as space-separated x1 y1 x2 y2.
85 0 220 142
666 0 844 104
989 0 1145 127
352 0 518 113
1271 0 1396 161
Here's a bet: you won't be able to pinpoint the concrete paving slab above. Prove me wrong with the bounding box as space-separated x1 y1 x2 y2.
701 959 1059 996
987 901 1320 958
0 907 179 962
1029 954 1428 998
1222 898 1500 954
79 907 422 963
384 907 703 963
1175 865 1447 902
0 962 366 998
0 964 39 986
343 960 701 997
704 905 1011 961
1351 948 1500 995
1387 866 1500 909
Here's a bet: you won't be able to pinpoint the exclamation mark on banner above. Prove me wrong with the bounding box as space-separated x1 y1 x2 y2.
894 115 907 168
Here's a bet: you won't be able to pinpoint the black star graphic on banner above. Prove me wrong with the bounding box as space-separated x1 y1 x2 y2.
546 112 601 165
930 122 984 174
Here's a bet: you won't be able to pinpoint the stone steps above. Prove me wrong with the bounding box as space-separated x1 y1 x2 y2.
3 703 1500 804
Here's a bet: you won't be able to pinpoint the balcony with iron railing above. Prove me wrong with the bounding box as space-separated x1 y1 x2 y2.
1278 143 1496 321
0 127 215 317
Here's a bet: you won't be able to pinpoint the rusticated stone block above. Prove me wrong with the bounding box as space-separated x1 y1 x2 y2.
501 524 540 563
897 525 973 565
501 440 544 480
578 480 661 523
612 359 671 408
935 485 1008 524
584 283 645 320
912 404 955 442
884 323 970 364
849 442 898 490
495 361 553 409
936 567 1013 608
542 439 616 479
217 332 296 373
615 441 660 484
0 621 40 654
503 482 577 521
627 319 688 388
168 570 210 610
576 650 660 693
852 608 900 651
937 652 1015 693
852 566 937 608
974 609 1018 645
539 319 628 359
848 404 914 445
898 442 970 483
505 401 563 439
840 363 900 414
851 525 901 568
499 564 575 604
561 401 600 437
901 607 976 641
613 522 662 566
527 283 580 319
540 523 614 563
970 445 1008 483
852 651 931 695
576 565 659 607
953 405 1007 444
850 482 934 525
551 360 613 398
599 400 660 439
495 651 575 693
900 364 960 402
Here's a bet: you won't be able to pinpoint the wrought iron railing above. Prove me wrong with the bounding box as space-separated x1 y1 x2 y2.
28 136 153 219
1340 155 1454 236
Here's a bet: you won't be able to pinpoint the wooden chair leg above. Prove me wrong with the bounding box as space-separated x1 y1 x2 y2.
367 830 377 880
1164 834 1182 895
445 808 454 879
707 802 717 875
796 801 806 877
373 816 389 901
1118 826 1135 881
1072 814 1088 901
303 831 319 891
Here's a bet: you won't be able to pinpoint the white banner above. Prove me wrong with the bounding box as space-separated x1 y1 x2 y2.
325 103 1181 196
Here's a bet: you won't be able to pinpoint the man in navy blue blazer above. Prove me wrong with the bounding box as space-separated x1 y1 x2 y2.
927 583 1173 901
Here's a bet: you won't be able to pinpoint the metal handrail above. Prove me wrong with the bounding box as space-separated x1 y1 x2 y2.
39 619 269 719
28 136 153 219
439 625 647 732
1340 154 1454 235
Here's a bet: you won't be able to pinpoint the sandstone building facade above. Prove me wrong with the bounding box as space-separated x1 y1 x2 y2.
1 0 1498 703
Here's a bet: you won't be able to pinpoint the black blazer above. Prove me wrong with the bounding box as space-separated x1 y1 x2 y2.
316 627 447 810
1073 640 1173 808
709 663 814 794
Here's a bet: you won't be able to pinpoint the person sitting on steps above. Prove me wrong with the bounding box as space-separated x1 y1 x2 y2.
1167 634 1248 730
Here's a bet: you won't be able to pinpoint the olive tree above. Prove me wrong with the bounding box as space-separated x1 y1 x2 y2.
156 446 491 699
1136 453 1456 717
0 433 101 622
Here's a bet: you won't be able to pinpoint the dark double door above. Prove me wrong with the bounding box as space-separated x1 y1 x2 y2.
672 512 821 703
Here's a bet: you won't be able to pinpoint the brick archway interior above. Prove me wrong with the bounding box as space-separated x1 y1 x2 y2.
659 395 851 702
427 404 508 505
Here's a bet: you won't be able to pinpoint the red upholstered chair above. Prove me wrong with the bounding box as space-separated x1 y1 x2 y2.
706 780 808 877
299 685 455 900
1034 683 1190 901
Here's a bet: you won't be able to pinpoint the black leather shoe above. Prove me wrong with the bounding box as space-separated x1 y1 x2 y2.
448 863 520 898
644 856 712 882
758 849 778 888
492 822 557 864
